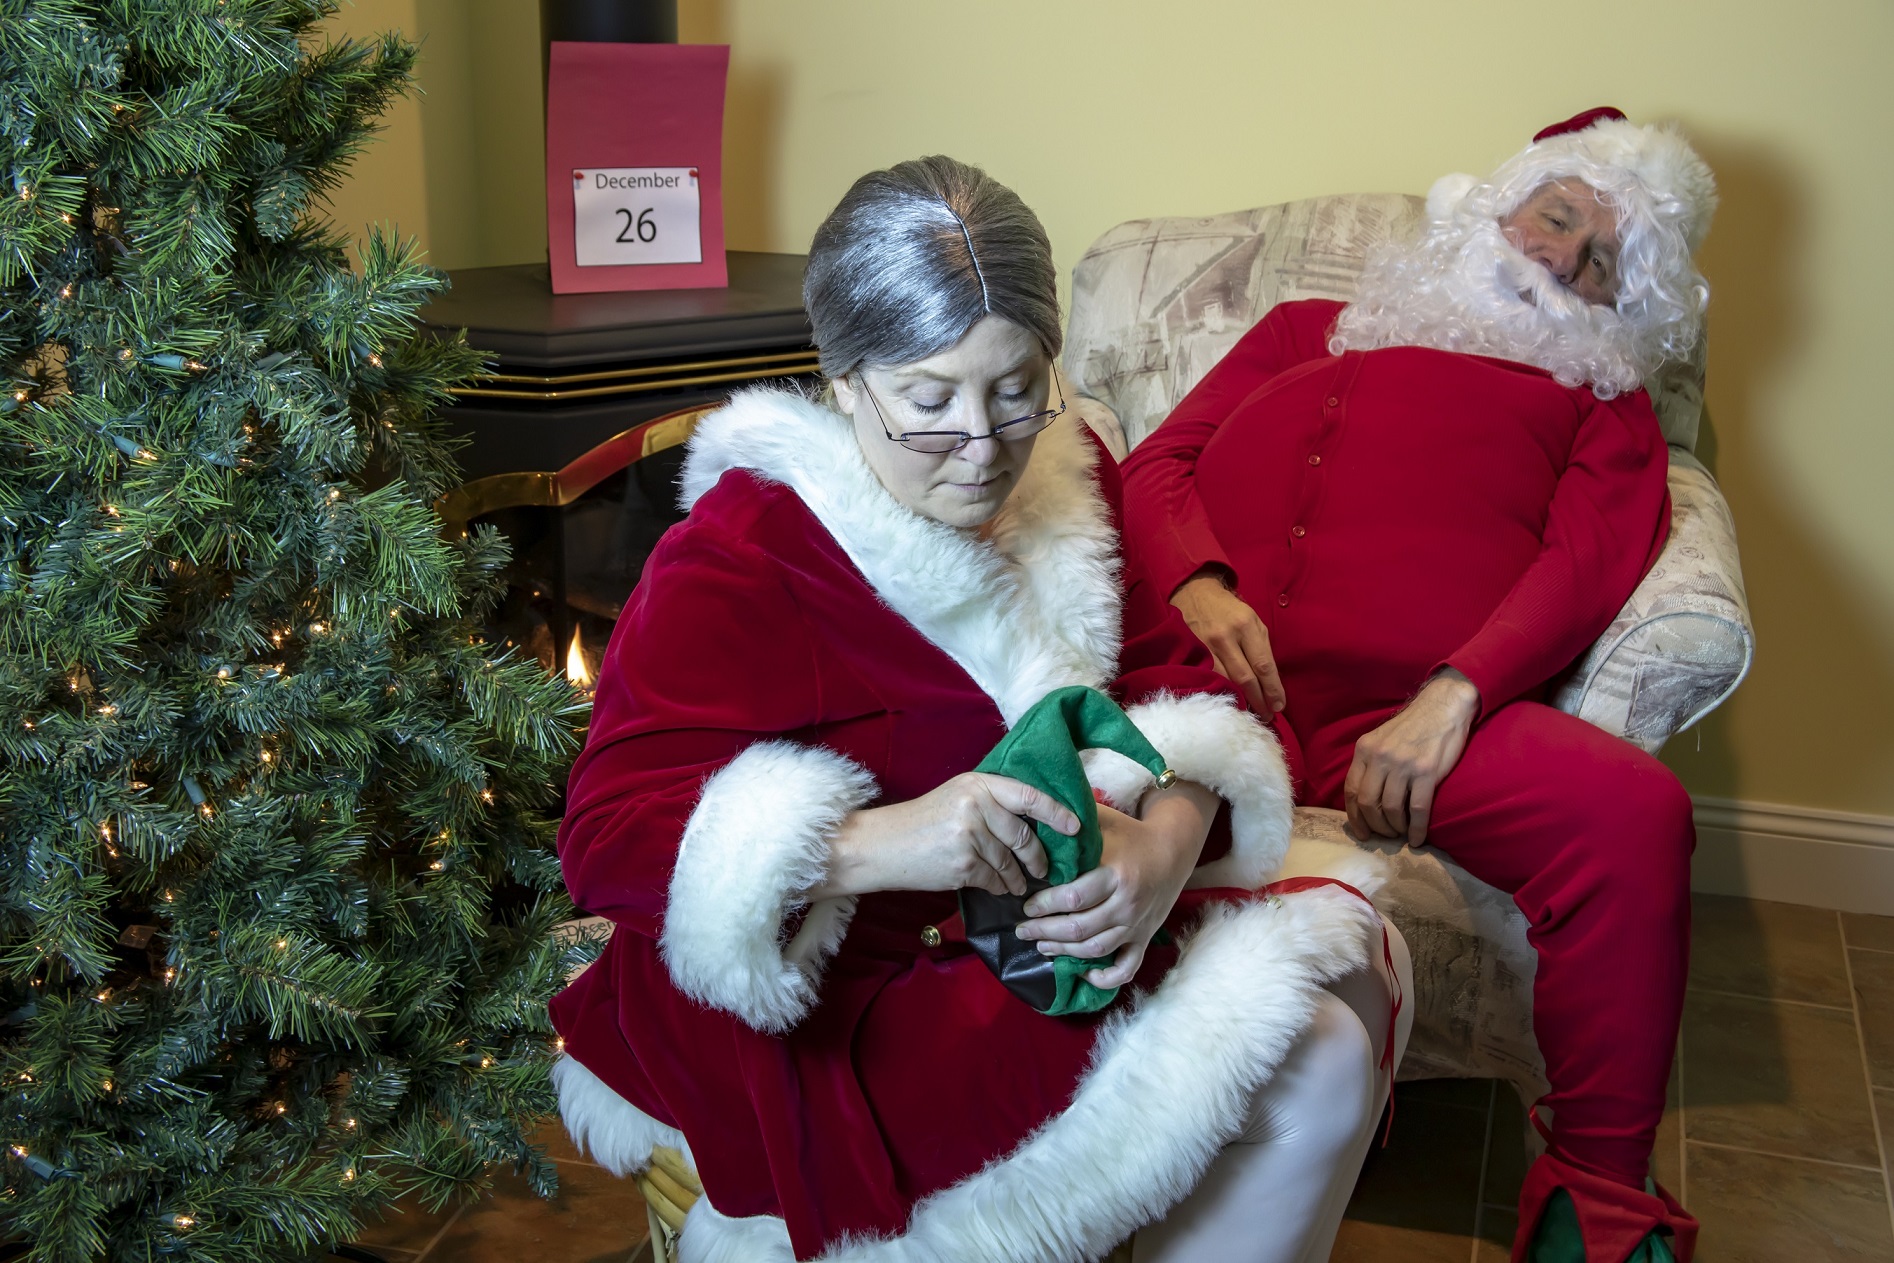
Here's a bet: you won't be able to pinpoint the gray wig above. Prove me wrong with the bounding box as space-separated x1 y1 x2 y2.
802 155 1062 380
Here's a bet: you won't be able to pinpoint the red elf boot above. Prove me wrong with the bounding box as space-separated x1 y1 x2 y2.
1513 1150 1699 1263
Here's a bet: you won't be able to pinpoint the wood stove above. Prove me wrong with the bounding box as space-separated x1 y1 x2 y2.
421 252 816 681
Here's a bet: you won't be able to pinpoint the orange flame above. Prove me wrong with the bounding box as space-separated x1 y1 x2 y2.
565 626 592 691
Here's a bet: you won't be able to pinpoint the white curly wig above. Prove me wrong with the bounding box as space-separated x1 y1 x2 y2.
1331 111 1717 399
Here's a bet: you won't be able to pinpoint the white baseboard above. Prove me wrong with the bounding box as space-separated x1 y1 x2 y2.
1691 796 1894 915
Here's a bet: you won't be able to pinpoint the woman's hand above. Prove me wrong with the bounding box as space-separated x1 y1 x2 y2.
810 773 1078 900
1170 572 1286 714
1013 781 1220 988
1344 669 1480 847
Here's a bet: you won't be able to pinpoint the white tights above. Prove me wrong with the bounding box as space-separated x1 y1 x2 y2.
1132 917 1414 1263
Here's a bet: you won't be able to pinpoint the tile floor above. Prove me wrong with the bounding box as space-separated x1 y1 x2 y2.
350 894 1894 1262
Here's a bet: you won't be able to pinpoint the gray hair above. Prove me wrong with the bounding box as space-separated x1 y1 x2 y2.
802 156 1062 380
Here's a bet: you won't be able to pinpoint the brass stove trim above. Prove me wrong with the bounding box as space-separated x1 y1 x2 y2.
435 404 717 536
451 348 820 403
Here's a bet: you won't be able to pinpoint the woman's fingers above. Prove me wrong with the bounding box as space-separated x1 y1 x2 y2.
1021 867 1113 921
981 776 1078 835
971 831 1028 896
971 777 1063 881
1086 941 1146 989
1033 923 1132 960
971 812 1038 894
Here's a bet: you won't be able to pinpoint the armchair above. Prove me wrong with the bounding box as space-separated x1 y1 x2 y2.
1062 192 1754 1093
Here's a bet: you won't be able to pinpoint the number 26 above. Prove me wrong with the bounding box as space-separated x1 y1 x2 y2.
615 208 657 243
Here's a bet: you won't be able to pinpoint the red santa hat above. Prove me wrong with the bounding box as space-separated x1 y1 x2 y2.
1426 107 1717 253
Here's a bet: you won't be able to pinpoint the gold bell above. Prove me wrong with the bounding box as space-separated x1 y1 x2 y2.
1154 768 1179 790
920 925 943 948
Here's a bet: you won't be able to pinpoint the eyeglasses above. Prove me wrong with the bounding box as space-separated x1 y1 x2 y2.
855 371 1066 454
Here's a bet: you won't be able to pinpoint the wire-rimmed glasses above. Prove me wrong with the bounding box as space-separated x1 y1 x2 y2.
856 371 1066 454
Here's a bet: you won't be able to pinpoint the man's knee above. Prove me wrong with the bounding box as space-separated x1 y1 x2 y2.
1581 756 1693 868
1542 751 1695 927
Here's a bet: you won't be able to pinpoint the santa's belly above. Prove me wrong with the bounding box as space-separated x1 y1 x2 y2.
1194 346 1580 725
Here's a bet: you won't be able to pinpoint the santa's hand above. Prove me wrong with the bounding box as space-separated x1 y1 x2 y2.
1014 784 1219 988
1344 670 1480 847
1171 572 1286 714
814 774 1074 900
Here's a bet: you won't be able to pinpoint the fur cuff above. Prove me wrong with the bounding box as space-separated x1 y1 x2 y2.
552 1054 688 1177
1092 691 1294 889
662 741 878 1033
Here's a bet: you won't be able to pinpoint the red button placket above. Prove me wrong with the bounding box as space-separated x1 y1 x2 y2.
1280 354 1360 612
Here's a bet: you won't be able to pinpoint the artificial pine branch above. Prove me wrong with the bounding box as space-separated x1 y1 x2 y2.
0 4 592 1259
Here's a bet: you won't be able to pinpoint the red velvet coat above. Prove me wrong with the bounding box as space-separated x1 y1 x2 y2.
548 388 1381 1261
1120 299 1671 793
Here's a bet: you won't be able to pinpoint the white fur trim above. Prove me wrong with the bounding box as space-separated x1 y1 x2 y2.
1426 172 1478 223
1435 117 1716 253
681 389 1122 726
1126 692 1295 890
1079 746 1153 814
679 1197 796 1263
551 1054 689 1177
1539 116 1717 250
681 889 1382 1261
1277 837 1393 902
662 740 877 1033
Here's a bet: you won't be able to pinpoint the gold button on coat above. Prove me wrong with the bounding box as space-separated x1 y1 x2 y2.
920 925 942 948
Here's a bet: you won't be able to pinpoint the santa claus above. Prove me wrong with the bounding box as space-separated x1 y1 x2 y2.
1121 108 1716 1263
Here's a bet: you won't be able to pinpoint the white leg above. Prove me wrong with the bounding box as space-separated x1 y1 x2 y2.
1134 918 1414 1263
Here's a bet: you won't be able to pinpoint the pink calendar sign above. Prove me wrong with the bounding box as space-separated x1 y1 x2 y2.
546 42 729 294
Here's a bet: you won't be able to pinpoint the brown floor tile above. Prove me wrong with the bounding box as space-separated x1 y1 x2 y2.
1476 1205 1519 1261
349 1195 460 1256
422 1163 647 1263
1686 1142 1894 1261
1329 1219 1473 1262
1878 1088 1894 1171
532 1117 598 1167
1482 1081 1531 1211
1850 947 1894 1088
1689 893 1850 1006
1345 1094 1487 1236
1680 989 1881 1165
1842 912 1894 953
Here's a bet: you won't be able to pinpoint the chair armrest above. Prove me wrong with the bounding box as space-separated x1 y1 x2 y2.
1551 448 1754 753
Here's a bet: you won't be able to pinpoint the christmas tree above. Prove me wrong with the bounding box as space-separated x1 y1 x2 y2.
0 4 594 1259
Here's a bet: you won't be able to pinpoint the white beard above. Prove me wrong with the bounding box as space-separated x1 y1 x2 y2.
1329 216 1660 398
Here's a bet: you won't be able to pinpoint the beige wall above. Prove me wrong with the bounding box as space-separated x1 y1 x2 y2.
320 0 1894 818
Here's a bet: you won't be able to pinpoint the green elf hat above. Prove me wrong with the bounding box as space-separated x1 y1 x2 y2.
958 685 1174 1016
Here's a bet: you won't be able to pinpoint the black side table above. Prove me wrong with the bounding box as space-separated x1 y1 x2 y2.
421 252 815 481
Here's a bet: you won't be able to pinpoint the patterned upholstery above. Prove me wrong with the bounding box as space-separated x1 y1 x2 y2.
1063 194 1754 1096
